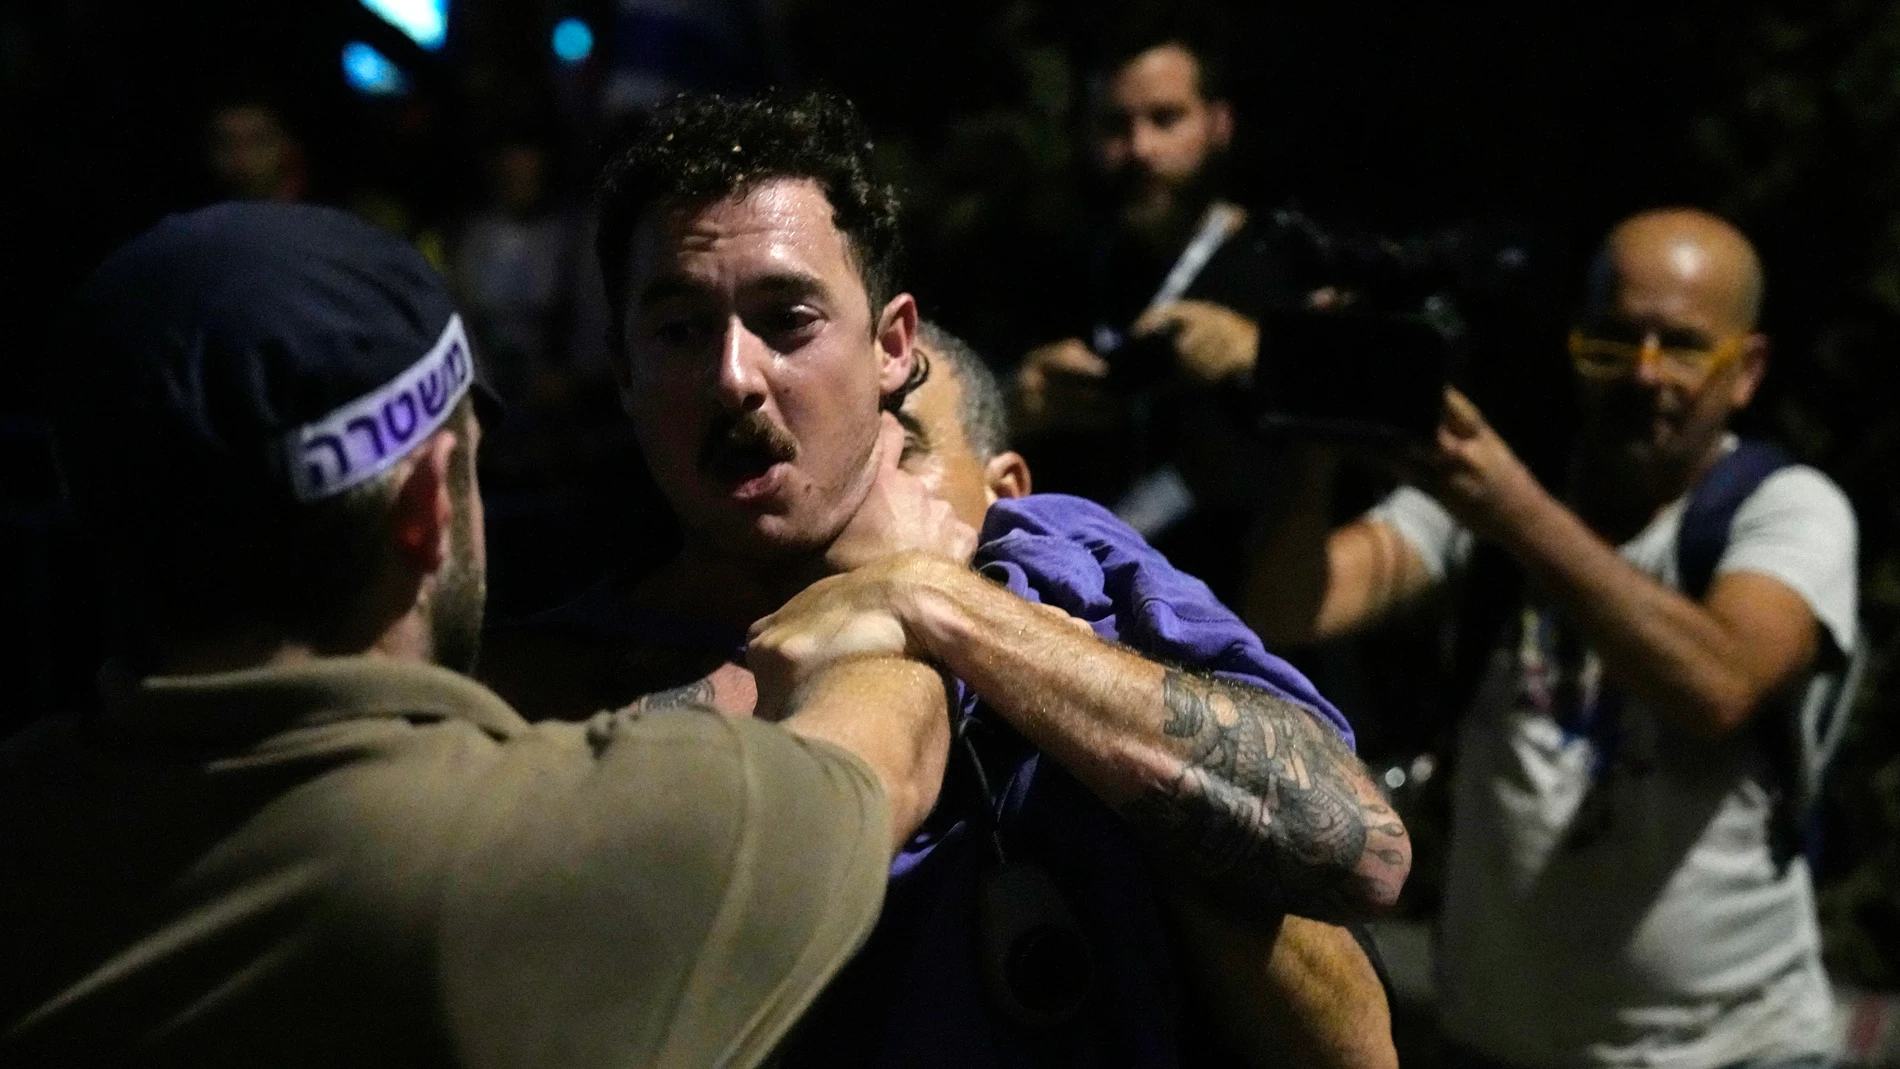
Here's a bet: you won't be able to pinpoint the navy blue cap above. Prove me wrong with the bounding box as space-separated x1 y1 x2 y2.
52 202 498 510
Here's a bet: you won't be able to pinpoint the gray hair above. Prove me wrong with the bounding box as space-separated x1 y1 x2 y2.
916 320 1010 460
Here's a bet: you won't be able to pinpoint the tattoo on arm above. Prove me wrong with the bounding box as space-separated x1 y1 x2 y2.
627 676 716 714
1121 671 1403 920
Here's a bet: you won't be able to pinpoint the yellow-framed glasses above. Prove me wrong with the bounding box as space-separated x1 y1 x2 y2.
1568 328 1745 383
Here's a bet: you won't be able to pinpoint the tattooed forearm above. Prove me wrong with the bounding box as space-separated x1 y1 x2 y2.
1121 671 1408 921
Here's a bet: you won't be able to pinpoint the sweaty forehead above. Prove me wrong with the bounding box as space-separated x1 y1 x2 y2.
628 177 858 300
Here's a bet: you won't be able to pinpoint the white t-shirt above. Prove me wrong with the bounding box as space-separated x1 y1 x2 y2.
1370 453 1857 1069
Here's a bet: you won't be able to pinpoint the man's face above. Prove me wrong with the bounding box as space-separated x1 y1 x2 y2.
899 359 993 530
209 106 295 202
494 145 547 219
431 419 487 675
1094 44 1232 235
617 178 912 564
898 350 1031 530
1576 242 1764 479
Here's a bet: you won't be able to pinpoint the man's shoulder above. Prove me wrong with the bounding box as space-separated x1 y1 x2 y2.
979 493 1358 744
483 576 742 719
1194 207 1310 300
976 491 1172 600
1717 461 1859 654
0 668 527 1044
1368 485 1472 579
1742 463 1856 524
1714 457 1857 563
982 491 1131 540
235 696 888 968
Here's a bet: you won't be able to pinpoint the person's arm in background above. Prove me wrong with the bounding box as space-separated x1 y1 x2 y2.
1181 447 1407 1065
1414 389 1833 740
752 554 1410 923
1131 298 1260 387
1243 445 1437 647
1166 892 1396 1069
1012 338 1114 437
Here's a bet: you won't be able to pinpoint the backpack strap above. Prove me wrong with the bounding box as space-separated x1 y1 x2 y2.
1672 439 1872 870
1676 439 1794 600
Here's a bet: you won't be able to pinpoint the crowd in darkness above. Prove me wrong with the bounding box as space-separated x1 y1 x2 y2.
10 0 1900 1066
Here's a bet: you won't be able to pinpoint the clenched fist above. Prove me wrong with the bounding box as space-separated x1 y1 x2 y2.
747 553 953 720
1407 387 1546 543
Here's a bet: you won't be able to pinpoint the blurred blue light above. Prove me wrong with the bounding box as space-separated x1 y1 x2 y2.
552 18 593 64
358 0 448 52
342 41 410 96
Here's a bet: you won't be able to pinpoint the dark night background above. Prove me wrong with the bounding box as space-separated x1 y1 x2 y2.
8 0 1900 1004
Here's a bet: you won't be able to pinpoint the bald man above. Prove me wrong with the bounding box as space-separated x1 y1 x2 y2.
1246 209 1856 1069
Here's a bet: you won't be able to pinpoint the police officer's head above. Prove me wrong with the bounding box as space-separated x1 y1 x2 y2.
595 90 922 569
53 203 495 675
1089 29 1235 245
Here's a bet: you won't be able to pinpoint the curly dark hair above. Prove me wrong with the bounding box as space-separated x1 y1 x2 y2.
595 90 905 348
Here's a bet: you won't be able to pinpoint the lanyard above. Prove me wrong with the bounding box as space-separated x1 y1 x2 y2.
1142 200 1246 316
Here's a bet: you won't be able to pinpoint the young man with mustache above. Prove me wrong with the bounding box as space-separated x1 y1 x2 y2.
486 90 1407 1067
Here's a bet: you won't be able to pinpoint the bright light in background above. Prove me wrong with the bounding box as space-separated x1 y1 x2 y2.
342 41 410 96
358 0 448 52
551 18 593 64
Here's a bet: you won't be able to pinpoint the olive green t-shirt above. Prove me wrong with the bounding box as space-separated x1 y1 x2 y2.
0 656 892 1068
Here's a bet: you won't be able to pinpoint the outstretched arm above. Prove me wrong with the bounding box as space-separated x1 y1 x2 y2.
752 554 1409 922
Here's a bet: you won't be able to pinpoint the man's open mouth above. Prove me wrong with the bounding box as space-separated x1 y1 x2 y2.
700 414 797 496
708 444 786 486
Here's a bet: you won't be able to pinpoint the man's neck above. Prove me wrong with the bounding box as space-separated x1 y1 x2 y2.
154 638 318 678
150 612 432 677
1569 434 1731 544
1117 192 1225 261
626 541 823 631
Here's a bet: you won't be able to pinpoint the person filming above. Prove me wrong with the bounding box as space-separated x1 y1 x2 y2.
1246 208 1855 1069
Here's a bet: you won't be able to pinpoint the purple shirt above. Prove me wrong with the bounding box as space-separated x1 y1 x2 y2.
781 494 1353 1068
975 493 1353 747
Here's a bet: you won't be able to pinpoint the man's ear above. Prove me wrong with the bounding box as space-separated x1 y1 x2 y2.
983 450 1033 503
1731 333 1770 409
390 429 459 575
1207 99 1235 151
875 292 920 399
